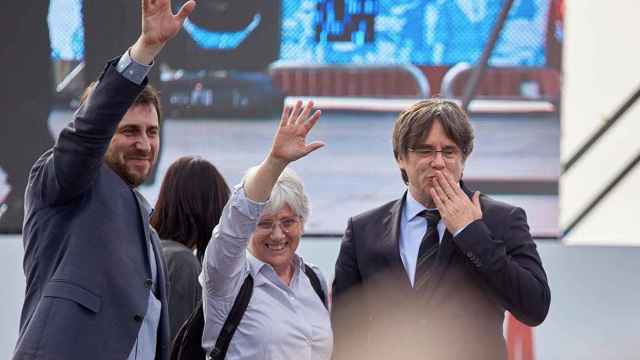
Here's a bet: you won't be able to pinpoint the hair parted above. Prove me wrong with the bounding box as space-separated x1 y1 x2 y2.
392 98 475 184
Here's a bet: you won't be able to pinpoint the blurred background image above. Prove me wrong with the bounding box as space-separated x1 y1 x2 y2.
2 0 639 359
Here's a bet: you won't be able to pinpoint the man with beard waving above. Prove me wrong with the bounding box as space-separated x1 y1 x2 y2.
13 0 195 359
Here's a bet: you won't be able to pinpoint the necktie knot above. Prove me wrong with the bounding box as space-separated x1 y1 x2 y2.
419 210 440 227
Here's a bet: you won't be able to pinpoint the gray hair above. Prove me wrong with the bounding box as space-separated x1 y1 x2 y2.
245 167 310 224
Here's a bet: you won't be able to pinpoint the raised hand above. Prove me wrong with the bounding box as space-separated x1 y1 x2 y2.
430 170 482 234
141 0 195 47
269 100 325 165
243 100 324 203
131 0 196 64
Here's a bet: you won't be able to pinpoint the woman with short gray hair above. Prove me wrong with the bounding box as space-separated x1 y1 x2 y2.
200 100 332 359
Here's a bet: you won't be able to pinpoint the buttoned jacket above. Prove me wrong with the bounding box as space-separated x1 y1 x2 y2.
332 182 551 360
14 61 170 360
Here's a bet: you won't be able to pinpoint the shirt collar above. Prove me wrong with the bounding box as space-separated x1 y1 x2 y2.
246 251 304 285
404 190 439 222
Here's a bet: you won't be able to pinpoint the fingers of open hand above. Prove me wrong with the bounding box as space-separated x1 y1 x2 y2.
293 101 314 126
430 187 444 209
288 100 304 125
175 0 196 21
435 172 458 200
280 105 292 127
303 110 322 132
282 100 320 132
143 0 168 15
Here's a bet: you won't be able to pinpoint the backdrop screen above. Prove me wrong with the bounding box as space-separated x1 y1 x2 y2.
50 0 550 66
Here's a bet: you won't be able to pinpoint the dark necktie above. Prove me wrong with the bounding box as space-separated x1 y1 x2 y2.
415 210 441 290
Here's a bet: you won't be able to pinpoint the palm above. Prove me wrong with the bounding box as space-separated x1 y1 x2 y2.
142 0 194 46
271 101 324 162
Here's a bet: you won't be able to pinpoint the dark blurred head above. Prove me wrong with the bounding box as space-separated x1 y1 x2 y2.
151 156 230 261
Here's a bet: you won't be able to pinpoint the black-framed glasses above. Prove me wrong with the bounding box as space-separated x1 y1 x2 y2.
408 146 460 160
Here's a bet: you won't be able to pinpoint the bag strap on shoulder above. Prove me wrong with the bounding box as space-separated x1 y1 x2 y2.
304 264 327 309
206 263 326 359
209 274 254 360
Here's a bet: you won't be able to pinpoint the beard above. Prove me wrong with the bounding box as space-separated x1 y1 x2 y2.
104 150 153 188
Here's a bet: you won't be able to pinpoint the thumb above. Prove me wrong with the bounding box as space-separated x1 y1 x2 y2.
175 0 196 22
302 141 325 156
472 191 481 209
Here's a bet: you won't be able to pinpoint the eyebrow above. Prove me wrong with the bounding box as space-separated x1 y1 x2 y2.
119 124 140 131
118 124 159 132
414 144 457 149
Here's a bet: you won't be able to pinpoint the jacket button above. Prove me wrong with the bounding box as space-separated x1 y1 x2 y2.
144 279 153 289
133 314 144 322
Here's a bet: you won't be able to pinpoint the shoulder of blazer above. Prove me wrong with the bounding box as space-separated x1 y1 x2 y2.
479 193 520 218
350 198 401 226
477 193 528 240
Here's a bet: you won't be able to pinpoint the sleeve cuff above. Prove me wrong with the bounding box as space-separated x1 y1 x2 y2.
453 222 471 237
231 183 269 221
115 48 153 85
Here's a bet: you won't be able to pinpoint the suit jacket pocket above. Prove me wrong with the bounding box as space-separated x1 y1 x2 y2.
43 280 102 313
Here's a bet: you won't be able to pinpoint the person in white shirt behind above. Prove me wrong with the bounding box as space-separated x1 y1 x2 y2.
201 100 333 360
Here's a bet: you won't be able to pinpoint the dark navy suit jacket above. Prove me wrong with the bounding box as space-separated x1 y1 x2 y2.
13 61 170 360
332 183 551 360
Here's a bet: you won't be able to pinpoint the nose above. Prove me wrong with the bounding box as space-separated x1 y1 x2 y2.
430 151 446 169
134 134 151 153
270 224 285 240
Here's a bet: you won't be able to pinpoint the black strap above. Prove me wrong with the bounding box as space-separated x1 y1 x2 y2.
209 274 254 360
172 264 326 360
304 264 327 308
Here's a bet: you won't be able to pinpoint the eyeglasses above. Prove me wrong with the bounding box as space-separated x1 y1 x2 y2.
408 146 460 160
256 217 301 233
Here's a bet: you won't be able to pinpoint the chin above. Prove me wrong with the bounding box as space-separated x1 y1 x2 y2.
125 172 148 187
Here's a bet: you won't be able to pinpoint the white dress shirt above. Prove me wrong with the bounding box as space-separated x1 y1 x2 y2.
116 52 162 360
200 184 333 360
398 191 447 287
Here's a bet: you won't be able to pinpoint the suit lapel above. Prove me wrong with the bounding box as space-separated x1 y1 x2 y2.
133 191 171 357
132 190 153 279
380 194 413 289
150 228 171 357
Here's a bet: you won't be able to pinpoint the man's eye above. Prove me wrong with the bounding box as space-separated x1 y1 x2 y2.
443 149 458 157
258 222 273 228
416 149 434 156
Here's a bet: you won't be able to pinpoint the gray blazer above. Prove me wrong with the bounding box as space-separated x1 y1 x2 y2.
13 61 170 360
